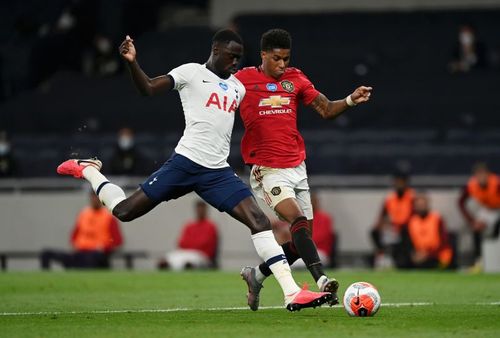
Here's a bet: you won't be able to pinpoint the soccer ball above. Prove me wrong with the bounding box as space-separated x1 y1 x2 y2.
343 281 381 317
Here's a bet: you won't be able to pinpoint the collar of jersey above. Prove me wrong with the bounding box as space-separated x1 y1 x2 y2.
204 63 232 81
257 65 284 82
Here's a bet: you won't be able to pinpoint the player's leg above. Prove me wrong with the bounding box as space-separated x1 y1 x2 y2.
196 168 331 311
249 165 338 300
273 198 338 295
228 196 332 311
248 166 302 279
57 158 158 221
112 188 157 221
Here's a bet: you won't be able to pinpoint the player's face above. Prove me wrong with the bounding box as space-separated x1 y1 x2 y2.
261 48 291 79
214 41 243 77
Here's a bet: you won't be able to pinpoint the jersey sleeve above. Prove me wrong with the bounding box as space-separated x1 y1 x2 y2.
299 72 320 105
168 63 199 91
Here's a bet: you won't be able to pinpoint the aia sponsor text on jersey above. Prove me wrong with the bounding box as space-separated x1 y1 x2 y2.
205 92 238 113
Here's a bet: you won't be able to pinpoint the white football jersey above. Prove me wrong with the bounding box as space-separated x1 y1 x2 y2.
168 63 246 168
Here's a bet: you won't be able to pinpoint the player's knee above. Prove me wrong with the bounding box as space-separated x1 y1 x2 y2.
252 211 272 233
290 216 309 234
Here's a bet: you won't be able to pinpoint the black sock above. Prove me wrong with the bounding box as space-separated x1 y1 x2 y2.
258 242 302 277
282 241 301 265
258 261 272 277
290 216 325 282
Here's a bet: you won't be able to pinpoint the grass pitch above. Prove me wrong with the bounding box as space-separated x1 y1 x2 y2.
1 270 500 337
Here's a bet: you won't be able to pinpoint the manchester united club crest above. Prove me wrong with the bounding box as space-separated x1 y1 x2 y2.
271 187 282 196
280 80 294 93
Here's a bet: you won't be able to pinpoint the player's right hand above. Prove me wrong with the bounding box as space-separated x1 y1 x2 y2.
119 35 136 63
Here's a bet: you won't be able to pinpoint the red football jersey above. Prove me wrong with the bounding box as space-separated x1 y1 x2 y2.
235 66 320 168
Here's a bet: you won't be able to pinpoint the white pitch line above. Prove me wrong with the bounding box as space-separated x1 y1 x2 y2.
0 302 429 317
2 302 499 317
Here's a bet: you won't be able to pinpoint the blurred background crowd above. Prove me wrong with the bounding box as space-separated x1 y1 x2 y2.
0 0 499 272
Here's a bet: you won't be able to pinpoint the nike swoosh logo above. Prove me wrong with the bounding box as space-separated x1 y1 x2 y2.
202 80 211 83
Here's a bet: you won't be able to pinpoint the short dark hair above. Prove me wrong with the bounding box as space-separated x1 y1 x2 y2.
212 28 243 46
261 28 291 51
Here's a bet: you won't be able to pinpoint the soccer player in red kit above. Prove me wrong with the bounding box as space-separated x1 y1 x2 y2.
236 29 372 311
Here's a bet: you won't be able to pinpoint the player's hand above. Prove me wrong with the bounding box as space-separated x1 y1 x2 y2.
350 86 373 105
119 35 136 63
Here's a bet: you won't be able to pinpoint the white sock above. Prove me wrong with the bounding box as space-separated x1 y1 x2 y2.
251 230 300 297
317 275 328 290
82 167 126 212
254 265 267 284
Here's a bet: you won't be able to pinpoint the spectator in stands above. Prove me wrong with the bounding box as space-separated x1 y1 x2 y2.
271 193 335 268
371 172 415 269
0 131 17 177
41 190 123 269
158 201 219 270
402 192 453 269
109 127 145 175
448 24 487 74
458 162 500 270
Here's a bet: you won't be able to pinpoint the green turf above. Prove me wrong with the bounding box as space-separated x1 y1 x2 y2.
1 270 500 337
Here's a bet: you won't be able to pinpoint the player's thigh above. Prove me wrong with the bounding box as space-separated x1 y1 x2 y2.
250 165 297 214
295 189 313 220
229 195 271 233
293 162 312 219
139 153 196 203
195 167 253 213
114 188 158 220
280 162 312 220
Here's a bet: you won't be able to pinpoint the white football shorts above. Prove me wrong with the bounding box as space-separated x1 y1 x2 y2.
250 161 313 220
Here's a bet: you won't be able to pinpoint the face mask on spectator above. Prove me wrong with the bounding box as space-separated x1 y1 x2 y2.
118 137 134 150
459 32 474 46
416 209 428 217
0 142 10 156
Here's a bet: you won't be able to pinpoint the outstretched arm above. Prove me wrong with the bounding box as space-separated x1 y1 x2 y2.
309 86 372 120
119 35 173 96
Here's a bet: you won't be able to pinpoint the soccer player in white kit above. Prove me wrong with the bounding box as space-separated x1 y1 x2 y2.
56 29 331 311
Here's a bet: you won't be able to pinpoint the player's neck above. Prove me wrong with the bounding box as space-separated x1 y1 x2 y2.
205 60 230 79
259 65 281 81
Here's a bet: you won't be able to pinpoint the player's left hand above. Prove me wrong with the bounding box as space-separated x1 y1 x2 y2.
350 86 373 104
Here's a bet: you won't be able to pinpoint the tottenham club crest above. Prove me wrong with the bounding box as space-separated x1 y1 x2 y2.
280 80 294 93
271 187 282 196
